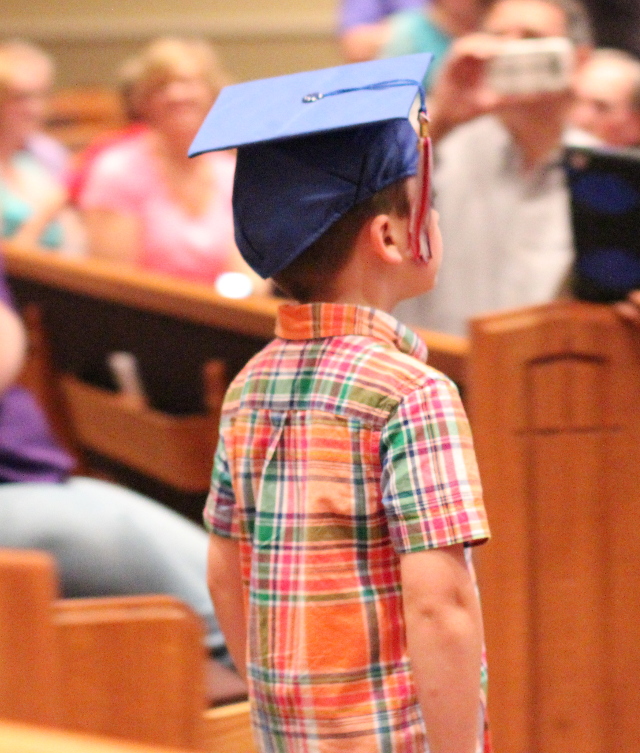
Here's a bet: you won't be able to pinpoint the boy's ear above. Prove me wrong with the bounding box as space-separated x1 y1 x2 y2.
367 213 405 265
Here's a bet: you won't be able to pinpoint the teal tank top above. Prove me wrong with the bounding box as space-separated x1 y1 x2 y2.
0 152 64 249
381 10 452 92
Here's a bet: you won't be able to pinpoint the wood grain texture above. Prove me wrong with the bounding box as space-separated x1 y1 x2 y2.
0 720 193 753
468 301 640 753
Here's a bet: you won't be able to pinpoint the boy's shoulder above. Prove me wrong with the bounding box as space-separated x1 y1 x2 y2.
222 329 458 421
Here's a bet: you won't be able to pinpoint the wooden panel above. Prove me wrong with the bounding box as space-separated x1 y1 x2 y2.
53 596 206 750
527 356 605 430
0 550 61 727
468 301 640 753
46 87 127 152
0 552 255 752
529 433 607 753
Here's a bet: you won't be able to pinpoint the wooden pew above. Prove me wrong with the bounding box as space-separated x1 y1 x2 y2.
45 87 127 153
54 595 206 749
4 243 468 520
200 704 255 753
4 243 280 520
0 548 256 752
468 301 640 753
0 550 61 728
0 719 195 753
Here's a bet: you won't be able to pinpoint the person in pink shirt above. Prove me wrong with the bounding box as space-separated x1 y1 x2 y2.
79 38 264 290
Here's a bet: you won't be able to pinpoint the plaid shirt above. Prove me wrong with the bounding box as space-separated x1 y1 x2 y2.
205 303 490 753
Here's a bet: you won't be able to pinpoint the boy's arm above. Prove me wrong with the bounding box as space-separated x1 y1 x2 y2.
206 534 247 682
401 543 483 753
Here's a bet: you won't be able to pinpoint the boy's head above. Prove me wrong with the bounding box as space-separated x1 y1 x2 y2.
189 54 438 305
272 175 412 302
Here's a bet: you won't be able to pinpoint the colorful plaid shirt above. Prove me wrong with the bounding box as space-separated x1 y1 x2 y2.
205 303 490 753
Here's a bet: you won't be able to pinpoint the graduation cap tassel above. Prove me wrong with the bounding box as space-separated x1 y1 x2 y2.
409 111 432 263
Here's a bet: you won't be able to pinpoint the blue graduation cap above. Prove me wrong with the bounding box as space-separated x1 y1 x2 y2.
189 53 433 279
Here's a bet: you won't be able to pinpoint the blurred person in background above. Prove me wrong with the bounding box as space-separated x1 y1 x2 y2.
338 0 423 61
79 38 266 292
380 0 491 90
394 0 594 336
0 40 82 253
569 48 640 147
0 40 69 180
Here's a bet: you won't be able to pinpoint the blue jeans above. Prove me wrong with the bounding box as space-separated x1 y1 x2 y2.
0 476 226 658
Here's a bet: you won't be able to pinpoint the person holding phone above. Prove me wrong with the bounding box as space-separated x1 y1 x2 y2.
394 0 595 336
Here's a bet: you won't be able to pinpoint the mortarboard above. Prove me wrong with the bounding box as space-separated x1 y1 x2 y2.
189 54 434 279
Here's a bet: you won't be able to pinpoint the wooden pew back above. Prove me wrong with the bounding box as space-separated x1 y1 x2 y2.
0 550 61 727
5 243 468 518
54 595 206 749
0 549 206 748
5 244 279 518
468 301 640 753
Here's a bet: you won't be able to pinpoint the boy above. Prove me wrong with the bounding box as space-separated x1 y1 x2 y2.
192 55 490 752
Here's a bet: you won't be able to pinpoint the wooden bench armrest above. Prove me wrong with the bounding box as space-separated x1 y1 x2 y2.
201 703 256 753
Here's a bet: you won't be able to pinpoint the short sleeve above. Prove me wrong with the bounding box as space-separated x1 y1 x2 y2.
380 375 490 554
78 142 145 214
203 432 237 537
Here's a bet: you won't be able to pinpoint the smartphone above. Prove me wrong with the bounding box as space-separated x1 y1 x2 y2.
487 37 574 95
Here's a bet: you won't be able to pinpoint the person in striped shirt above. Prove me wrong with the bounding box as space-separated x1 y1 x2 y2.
195 55 491 752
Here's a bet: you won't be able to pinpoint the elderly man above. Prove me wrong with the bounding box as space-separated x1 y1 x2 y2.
570 48 640 147
395 0 593 336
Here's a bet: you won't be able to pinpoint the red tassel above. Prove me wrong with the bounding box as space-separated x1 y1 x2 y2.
409 112 432 262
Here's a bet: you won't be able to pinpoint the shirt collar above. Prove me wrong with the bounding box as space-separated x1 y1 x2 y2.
275 302 429 363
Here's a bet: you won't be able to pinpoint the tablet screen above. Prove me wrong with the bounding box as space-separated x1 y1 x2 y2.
564 145 640 302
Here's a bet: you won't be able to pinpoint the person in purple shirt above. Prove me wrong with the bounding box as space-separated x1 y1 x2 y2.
0 260 230 668
338 0 425 60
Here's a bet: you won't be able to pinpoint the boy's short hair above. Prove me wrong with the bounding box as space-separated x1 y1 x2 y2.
273 177 411 302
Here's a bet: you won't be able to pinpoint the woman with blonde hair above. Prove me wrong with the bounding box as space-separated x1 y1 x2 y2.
0 40 80 252
80 38 261 290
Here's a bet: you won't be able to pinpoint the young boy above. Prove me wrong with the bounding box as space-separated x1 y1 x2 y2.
192 54 491 753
